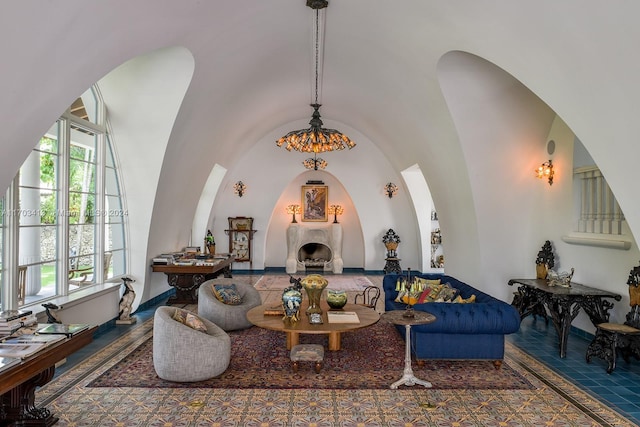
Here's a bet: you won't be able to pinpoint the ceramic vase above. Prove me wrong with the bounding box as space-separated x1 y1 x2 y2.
536 263 548 280
301 274 328 316
326 289 348 309
282 287 302 323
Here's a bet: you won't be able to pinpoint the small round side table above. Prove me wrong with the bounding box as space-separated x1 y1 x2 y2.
381 309 436 389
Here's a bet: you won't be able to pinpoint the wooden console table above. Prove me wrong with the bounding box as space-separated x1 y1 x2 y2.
152 256 233 304
508 278 621 358
0 325 97 426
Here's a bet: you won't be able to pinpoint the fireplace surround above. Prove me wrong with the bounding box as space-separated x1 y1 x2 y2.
286 224 343 274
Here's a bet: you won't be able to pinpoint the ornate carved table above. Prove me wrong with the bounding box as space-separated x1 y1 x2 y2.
508 278 621 358
0 325 97 426
381 309 436 389
152 256 233 304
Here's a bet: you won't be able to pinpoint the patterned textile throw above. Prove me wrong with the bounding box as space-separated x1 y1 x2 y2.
88 320 533 390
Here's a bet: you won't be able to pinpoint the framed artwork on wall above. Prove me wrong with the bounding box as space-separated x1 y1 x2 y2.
301 185 328 222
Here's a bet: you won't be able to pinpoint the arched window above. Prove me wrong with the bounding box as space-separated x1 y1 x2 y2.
1 85 127 309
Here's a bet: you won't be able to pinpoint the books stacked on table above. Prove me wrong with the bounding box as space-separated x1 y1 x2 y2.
0 310 37 335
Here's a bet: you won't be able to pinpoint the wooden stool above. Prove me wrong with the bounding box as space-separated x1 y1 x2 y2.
290 344 324 373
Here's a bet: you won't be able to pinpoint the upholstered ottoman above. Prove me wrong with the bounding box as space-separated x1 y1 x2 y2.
290 344 324 373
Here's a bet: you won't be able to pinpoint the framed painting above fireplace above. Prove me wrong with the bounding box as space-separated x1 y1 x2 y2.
301 185 328 222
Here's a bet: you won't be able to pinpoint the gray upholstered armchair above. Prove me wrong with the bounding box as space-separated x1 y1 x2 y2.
152 306 230 382
198 280 262 331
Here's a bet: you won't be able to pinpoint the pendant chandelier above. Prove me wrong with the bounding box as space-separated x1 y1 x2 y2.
276 0 356 155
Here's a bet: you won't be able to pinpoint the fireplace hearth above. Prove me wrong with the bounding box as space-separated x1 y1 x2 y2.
286 224 343 274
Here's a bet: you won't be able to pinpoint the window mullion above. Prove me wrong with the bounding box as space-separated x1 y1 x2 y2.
58 119 70 295
1 178 20 311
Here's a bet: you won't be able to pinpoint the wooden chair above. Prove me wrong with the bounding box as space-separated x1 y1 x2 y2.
69 253 112 286
586 262 640 373
17 266 27 306
354 285 380 310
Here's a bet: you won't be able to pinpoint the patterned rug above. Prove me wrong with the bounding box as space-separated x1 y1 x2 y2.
254 274 373 291
87 320 533 390
36 314 637 426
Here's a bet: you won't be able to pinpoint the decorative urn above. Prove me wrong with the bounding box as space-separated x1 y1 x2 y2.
326 289 348 309
301 274 329 316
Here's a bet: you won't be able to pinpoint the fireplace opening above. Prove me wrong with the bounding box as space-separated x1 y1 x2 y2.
298 243 332 270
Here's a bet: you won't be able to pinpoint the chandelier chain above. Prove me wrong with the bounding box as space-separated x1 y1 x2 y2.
314 8 320 105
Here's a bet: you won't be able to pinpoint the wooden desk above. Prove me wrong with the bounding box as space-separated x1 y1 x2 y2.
0 325 97 426
508 278 621 358
152 256 233 304
247 302 379 351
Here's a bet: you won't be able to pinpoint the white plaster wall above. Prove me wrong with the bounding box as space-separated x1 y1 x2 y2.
438 51 640 331
210 120 420 272
99 47 195 308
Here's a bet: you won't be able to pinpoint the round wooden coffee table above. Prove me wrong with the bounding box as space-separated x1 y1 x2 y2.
246 301 379 351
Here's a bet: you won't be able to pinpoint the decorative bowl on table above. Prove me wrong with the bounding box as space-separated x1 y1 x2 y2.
326 289 348 309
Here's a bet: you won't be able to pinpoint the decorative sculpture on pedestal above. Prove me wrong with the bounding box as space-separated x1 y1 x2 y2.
382 229 402 274
116 277 137 325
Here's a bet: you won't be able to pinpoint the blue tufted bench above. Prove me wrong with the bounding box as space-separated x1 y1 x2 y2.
383 274 521 368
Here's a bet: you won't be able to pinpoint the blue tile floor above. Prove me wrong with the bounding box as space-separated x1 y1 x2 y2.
507 315 640 425
57 298 640 425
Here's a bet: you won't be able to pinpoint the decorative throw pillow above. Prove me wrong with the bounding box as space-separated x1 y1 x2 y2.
417 288 432 304
172 308 208 332
414 278 441 287
453 294 476 304
436 283 459 302
212 283 243 305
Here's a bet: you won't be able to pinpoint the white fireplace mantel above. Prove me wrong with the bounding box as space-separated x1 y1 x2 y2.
286 223 343 274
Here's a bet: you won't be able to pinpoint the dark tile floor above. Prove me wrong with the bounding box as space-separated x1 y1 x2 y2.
507 315 640 425
57 296 640 426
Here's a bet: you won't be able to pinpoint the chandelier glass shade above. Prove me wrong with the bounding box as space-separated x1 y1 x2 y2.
303 153 328 170
276 2 355 155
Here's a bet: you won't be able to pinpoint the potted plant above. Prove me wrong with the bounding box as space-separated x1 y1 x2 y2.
205 230 215 256
535 240 555 279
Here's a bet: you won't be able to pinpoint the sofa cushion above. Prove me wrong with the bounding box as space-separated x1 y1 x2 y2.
172 308 208 333
212 283 243 305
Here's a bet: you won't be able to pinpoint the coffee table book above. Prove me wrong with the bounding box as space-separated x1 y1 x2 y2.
36 323 90 337
0 342 47 359
3 334 66 346
0 356 20 373
326 311 360 324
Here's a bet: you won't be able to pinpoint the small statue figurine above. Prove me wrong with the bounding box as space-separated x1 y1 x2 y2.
116 277 137 325
42 303 61 324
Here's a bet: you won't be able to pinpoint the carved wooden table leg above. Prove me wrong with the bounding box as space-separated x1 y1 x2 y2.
1 366 58 426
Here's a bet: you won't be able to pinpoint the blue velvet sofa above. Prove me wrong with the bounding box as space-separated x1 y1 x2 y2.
383 273 521 368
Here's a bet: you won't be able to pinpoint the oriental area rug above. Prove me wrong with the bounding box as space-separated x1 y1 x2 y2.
254 274 373 291
35 312 636 426
87 320 532 390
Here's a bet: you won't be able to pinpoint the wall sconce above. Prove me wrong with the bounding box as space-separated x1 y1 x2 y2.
535 160 554 186
286 204 301 223
384 182 398 198
234 181 247 197
328 204 344 223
